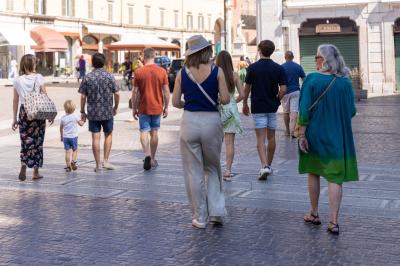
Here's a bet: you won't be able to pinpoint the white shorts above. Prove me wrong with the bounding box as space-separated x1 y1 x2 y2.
282 90 300 113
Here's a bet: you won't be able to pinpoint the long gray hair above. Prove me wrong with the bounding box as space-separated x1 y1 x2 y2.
318 44 350 77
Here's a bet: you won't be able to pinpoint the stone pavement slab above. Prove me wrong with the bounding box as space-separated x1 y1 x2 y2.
0 190 399 266
0 86 399 264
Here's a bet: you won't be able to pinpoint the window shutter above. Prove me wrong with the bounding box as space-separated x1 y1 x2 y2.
71 0 75 17
34 0 38 14
62 0 66 16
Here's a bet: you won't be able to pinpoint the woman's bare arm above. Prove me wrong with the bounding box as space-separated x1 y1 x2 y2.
172 70 185 109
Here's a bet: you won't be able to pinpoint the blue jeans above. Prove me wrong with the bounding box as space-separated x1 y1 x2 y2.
139 115 161 132
252 113 277 130
63 137 78 151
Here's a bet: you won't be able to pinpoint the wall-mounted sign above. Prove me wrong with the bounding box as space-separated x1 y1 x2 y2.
316 24 341 33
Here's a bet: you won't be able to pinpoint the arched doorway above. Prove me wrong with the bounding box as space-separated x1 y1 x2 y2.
82 35 99 55
394 18 400 91
214 18 224 55
299 18 359 74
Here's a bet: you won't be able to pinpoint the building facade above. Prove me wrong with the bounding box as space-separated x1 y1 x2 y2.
258 0 400 95
0 0 224 76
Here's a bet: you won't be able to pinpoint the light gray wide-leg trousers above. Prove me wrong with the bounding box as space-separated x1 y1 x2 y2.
180 111 226 223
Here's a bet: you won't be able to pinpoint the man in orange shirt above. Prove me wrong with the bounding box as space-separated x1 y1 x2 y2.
131 48 170 170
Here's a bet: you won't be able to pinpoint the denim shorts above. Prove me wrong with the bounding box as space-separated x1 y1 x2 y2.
89 119 114 133
63 137 78 151
139 114 161 132
252 113 277 130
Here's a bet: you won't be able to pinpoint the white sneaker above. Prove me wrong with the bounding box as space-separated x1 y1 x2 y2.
258 166 272 181
192 219 207 229
102 162 115 170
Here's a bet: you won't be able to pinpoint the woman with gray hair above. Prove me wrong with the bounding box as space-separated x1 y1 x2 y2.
172 35 230 229
297 44 359 235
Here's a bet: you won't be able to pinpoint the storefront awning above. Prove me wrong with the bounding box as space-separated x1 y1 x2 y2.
106 33 180 51
31 26 68 52
0 29 37 46
84 25 125 35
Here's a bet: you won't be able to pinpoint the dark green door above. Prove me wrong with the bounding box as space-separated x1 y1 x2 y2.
394 34 400 91
299 35 359 74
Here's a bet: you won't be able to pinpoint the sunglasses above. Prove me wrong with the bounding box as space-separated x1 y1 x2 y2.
315 55 323 61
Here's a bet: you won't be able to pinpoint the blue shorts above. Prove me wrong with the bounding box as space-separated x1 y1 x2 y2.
89 119 114 133
63 137 78 151
252 113 277 130
139 114 161 132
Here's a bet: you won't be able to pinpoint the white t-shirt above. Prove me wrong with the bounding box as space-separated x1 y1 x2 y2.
61 113 81 138
13 74 45 105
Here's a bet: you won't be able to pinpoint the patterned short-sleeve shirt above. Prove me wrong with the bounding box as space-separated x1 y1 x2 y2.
78 68 119 121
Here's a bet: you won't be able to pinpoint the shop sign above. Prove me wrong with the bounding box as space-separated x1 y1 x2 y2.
316 24 341 33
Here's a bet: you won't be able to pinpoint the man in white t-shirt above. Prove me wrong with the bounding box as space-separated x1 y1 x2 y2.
60 100 85 172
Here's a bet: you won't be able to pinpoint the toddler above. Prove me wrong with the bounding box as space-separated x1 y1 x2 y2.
60 100 85 172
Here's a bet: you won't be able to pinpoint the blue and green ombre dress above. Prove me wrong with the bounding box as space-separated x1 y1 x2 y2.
298 72 359 184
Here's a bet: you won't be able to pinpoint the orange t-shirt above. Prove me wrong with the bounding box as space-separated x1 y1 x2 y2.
133 64 168 115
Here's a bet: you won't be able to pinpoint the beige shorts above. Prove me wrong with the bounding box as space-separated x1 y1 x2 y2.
282 90 300 113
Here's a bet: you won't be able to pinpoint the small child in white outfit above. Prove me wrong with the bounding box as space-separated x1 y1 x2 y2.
60 100 85 172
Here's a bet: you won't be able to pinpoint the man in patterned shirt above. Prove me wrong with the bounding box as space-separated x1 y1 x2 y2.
79 53 120 172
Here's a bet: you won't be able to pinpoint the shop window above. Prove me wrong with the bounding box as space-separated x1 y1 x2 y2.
62 0 75 17
34 0 46 15
103 37 116 45
83 35 98 45
88 0 93 19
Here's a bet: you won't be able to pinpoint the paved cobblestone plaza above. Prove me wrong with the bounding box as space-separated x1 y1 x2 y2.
0 85 399 265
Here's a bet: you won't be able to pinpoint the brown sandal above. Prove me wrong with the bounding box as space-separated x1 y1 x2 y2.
304 213 321 225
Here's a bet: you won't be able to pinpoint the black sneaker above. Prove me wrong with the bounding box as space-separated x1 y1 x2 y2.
143 156 151 170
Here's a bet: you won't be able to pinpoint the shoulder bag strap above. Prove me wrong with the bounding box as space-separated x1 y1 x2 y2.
32 75 39 93
308 76 337 112
185 67 217 107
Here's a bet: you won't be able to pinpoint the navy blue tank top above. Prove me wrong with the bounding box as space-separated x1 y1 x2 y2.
181 65 219 112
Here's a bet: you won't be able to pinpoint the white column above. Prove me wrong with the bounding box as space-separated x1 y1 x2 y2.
225 0 233 53
98 40 104 53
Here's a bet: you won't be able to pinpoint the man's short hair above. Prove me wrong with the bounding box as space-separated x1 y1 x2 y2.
258 40 275 57
143 48 155 59
92 53 105 68
285 51 294 60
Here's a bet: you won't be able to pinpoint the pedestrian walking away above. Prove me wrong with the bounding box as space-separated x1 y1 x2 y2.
131 48 170 170
12 54 54 181
281 51 306 137
216 51 245 181
77 55 86 84
172 35 230 229
237 55 248 86
243 40 287 181
79 53 120 172
60 100 85 172
298 44 359 235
